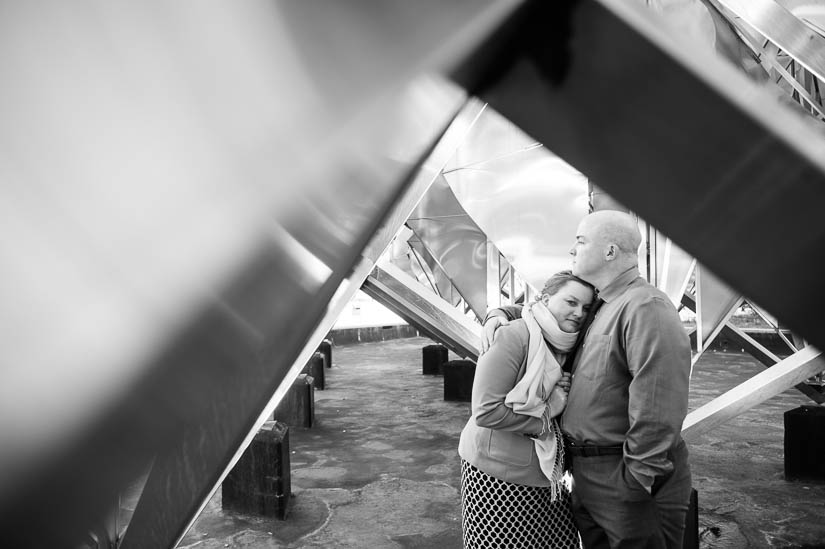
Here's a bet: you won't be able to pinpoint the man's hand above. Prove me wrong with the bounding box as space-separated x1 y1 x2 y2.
480 315 509 354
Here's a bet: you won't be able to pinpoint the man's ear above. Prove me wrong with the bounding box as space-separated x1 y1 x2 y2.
605 244 617 261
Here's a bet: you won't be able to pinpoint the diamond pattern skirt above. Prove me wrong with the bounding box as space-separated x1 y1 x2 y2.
460 460 580 549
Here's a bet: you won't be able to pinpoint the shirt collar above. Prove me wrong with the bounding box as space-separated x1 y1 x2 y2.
596 266 641 303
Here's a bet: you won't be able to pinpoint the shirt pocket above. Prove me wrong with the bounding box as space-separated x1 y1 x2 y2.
576 334 612 380
488 430 533 467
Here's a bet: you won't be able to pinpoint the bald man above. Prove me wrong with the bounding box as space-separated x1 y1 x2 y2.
482 211 692 549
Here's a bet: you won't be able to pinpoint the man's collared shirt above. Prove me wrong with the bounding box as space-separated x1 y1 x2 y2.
561 267 691 491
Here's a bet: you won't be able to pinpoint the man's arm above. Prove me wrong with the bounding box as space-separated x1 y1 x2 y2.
480 304 523 354
623 294 691 493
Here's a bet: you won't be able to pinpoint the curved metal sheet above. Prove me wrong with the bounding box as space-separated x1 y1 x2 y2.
444 106 589 291
408 237 465 308
406 174 488 320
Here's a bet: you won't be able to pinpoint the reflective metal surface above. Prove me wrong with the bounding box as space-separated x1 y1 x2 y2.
363 263 481 360
682 345 825 441
444 105 589 292
710 0 825 82
406 174 490 320
777 0 825 35
682 293 825 403
0 1 522 545
655 237 696 307
694 265 743 355
408 233 467 309
120 89 488 549
476 0 825 355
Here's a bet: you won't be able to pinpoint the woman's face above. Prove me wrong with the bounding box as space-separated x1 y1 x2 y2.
542 280 594 333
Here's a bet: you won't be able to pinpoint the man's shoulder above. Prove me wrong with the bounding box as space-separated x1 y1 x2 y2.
620 279 678 311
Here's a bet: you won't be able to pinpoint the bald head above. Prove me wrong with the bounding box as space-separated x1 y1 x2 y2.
570 210 641 288
585 210 642 257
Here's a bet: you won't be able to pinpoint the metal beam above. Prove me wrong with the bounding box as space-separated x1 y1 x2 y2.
682 293 825 403
709 0 825 82
119 94 489 549
363 262 481 360
694 265 743 356
1 2 533 543
682 345 825 441
473 0 825 354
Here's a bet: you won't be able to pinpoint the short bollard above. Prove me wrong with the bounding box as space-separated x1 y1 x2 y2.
274 374 315 428
319 339 333 368
784 405 825 481
222 421 291 519
422 344 448 375
303 351 325 390
443 359 475 402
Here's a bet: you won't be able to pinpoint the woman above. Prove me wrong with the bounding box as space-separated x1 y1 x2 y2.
458 270 594 549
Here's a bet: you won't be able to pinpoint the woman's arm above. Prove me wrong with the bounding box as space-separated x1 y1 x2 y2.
472 323 543 434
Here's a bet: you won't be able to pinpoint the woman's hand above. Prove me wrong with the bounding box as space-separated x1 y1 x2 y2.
557 372 572 394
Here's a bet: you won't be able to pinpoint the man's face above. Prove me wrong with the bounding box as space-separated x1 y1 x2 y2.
570 217 603 282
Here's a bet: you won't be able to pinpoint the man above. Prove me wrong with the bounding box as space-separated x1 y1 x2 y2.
481 210 692 548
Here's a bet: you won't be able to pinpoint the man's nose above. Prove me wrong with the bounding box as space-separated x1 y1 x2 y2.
569 245 576 256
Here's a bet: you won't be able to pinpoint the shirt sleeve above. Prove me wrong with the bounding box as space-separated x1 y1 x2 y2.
472 322 543 434
623 294 691 492
483 304 524 323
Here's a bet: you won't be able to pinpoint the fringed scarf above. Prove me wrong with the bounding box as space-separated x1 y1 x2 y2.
505 300 579 499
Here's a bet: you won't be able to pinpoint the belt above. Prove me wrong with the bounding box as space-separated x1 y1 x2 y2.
564 437 623 457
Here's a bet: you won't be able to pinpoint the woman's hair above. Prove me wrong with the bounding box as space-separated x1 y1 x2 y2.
540 270 593 297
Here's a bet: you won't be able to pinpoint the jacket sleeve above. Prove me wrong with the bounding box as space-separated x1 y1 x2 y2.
472 322 543 434
623 294 691 492
483 304 524 323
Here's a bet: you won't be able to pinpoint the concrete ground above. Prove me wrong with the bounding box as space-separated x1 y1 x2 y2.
160 336 825 548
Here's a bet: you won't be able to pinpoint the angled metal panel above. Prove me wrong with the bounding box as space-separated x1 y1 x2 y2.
473 0 825 353
776 1 825 36
657 238 696 308
444 105 589 292
695 265 743 354
408 236 464 308
406 174 489 320
682 293 825 403
487 241 504 310
119 93 490 549
682 345 825 441
0 0 529 543
363 262 481 360
710 0 825 81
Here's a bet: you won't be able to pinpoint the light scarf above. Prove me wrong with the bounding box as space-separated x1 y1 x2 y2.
505 301 579 498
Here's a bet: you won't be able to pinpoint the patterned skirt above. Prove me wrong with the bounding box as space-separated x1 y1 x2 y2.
461 460 580 549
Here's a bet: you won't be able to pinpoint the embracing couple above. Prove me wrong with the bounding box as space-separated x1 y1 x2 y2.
458 210 693 549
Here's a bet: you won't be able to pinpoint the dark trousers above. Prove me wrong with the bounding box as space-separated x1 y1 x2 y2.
569 441 692 549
